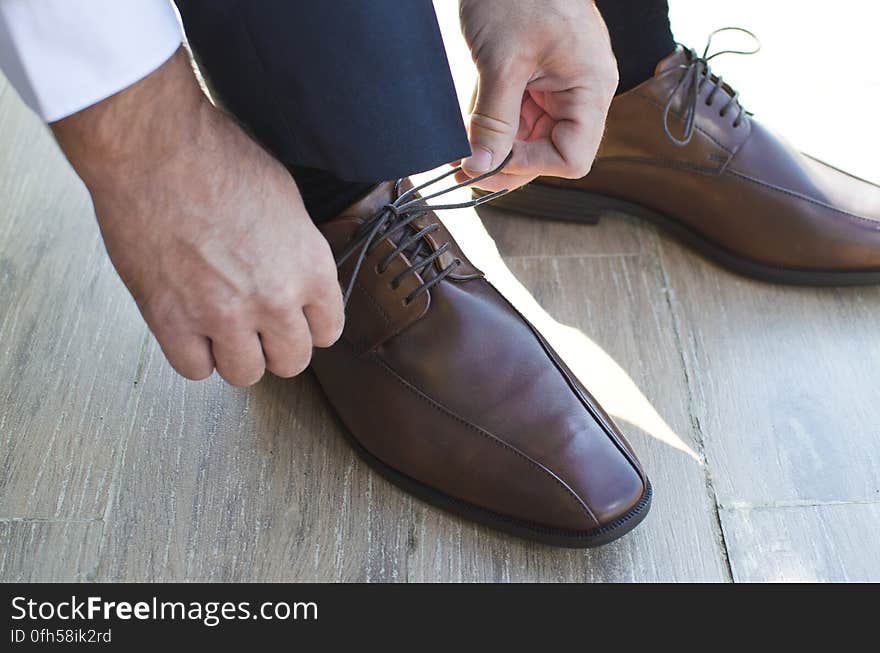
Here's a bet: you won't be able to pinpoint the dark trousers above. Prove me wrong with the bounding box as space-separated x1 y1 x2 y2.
175 0 674 221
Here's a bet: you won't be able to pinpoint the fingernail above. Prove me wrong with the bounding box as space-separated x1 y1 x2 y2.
464 146 493 173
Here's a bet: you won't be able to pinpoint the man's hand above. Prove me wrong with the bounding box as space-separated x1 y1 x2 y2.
458 0 618 191
52 49 344 386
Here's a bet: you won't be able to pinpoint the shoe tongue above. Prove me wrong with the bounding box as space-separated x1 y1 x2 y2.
339 180 397 218
338 178 437 276
391 181 436 274
654 46 690 75
656 45 741 103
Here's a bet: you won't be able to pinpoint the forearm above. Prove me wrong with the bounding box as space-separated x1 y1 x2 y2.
50 48 210 192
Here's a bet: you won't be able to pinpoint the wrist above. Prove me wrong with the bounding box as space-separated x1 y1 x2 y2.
50 48 211 191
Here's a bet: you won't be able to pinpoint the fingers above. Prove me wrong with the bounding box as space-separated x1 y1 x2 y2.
458 81 610 192
205 282 343 385
454 167 535 193
157 306 330 385
210 332 266 387
156 331 215 381
212 289 342 385
464 85 611 192
516 89 611 179
260 314 313 379
303 296 344 349
303 253 346 348
463 63 529 177
255 279 344 381
149 260 344 387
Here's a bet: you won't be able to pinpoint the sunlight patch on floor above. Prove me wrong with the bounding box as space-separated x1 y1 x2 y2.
414 197 700 463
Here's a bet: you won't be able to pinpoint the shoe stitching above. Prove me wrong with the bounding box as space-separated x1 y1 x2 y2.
369 352 601 528
353 279 393 326
344 279 392 352
348 278 431 353
491 285 645 479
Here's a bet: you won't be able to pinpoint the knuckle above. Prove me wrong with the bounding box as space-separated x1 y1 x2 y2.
307 254 343 292
311 289 340 314
272 310 304 334
469 111 517 138
263 292 300 320
313 272 343 300
306 237 336 267
207 302 243 329
475 49 518 76
259 274 305 309
564 154 593 179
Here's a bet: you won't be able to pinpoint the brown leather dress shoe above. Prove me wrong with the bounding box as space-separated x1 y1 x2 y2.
310 166 651 547
482 34 880 285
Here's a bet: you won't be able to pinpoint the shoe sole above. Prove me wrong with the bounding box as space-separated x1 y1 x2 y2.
475 183 880 286
315 380 653 549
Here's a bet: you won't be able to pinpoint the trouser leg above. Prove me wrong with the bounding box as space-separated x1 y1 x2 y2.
594 0 676 94
174 0 469 222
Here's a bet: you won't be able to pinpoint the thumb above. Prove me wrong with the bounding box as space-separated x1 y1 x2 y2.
462 69 527 176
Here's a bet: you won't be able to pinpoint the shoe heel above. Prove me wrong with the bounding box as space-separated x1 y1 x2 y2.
474 183 603 225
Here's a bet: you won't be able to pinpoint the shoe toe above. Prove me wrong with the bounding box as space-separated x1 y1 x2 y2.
531 425 648 533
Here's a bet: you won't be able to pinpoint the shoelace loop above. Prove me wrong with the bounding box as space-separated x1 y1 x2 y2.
336 152 513 307
662 27 761 147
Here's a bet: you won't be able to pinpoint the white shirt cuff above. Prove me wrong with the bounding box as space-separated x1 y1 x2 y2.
0 0 183 122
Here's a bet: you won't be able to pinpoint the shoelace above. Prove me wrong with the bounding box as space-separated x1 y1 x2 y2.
662 27 761 146
335 152 513 307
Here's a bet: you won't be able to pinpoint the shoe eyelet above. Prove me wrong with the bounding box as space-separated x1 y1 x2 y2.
402 298 411 307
